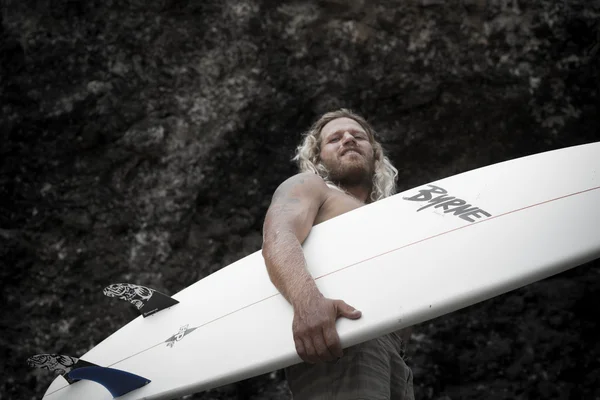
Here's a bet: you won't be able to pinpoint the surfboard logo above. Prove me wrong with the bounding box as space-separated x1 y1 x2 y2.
403 185 491 222
165 325 197 348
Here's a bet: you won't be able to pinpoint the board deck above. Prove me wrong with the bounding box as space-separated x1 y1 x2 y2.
43 142 600 399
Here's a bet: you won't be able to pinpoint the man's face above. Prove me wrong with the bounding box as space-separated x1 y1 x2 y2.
319 117 375 187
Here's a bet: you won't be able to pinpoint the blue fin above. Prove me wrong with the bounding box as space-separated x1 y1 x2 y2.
67 366 150 397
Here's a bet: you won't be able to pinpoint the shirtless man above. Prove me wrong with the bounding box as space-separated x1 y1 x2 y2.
262 109 414 399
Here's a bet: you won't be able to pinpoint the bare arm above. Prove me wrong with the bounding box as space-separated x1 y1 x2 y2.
262 172 326 307
262 173 361 363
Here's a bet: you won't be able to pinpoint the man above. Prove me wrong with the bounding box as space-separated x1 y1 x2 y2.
262 109 414 400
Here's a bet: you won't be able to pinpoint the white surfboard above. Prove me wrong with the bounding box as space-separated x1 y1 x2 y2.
40 142 600 400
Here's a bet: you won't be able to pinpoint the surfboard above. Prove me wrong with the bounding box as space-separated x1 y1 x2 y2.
39 141 600 399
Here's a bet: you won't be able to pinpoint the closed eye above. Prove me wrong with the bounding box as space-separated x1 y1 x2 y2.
328 130 368 142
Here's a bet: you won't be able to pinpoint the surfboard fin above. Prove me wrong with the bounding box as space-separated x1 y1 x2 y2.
67 366 150 398
27 354 98 384
103 283 179 317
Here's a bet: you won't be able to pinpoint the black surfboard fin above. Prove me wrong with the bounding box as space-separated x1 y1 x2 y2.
27 354 98 384
67 366 150 398
103 283 179 317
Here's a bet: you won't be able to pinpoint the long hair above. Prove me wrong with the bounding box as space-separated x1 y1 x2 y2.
293 109 398 203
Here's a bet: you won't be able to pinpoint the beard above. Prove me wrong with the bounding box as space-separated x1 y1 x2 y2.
321 153 374 187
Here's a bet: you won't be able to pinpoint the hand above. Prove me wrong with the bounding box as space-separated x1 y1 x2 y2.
292 296 361 364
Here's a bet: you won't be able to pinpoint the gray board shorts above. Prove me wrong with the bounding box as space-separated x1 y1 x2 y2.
285 331 414 400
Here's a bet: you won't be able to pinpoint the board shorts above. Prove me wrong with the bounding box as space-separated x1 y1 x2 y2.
285 331 414 400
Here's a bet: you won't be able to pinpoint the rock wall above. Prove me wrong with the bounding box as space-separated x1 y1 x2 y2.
1 0 599 398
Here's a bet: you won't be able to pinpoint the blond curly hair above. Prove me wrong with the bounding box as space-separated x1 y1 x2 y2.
293 109 398 203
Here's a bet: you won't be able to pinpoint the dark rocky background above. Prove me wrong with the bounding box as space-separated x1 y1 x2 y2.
1 0 599 399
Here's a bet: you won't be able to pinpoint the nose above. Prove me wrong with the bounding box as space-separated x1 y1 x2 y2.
340 131 356 145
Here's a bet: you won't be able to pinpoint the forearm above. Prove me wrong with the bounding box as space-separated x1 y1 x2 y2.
262 229 322 309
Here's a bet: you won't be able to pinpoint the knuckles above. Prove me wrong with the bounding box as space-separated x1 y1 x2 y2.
294 321 328 338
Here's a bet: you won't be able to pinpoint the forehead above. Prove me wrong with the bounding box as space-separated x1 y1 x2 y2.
320 117 366 139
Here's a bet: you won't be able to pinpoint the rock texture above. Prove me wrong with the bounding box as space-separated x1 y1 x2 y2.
1 0 599 399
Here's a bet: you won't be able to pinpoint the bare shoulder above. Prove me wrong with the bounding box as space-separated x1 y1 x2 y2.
271 172 328 203
264 173 329 240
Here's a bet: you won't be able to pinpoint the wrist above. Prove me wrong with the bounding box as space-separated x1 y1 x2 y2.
291 283 323 312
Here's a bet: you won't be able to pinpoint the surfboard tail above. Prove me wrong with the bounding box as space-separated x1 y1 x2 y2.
30 355 151 397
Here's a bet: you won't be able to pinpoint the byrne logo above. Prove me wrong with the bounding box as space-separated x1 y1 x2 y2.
403 185 491 223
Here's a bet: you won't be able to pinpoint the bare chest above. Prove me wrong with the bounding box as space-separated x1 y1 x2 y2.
313 189 364 226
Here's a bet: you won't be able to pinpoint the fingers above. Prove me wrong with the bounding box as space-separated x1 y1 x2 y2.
334 300 362 320
292 298 360 364
313 328 336 362
295 337 322 364
294 329 342 364
294 339 307 362
295 332 336 363
323 325 343 359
